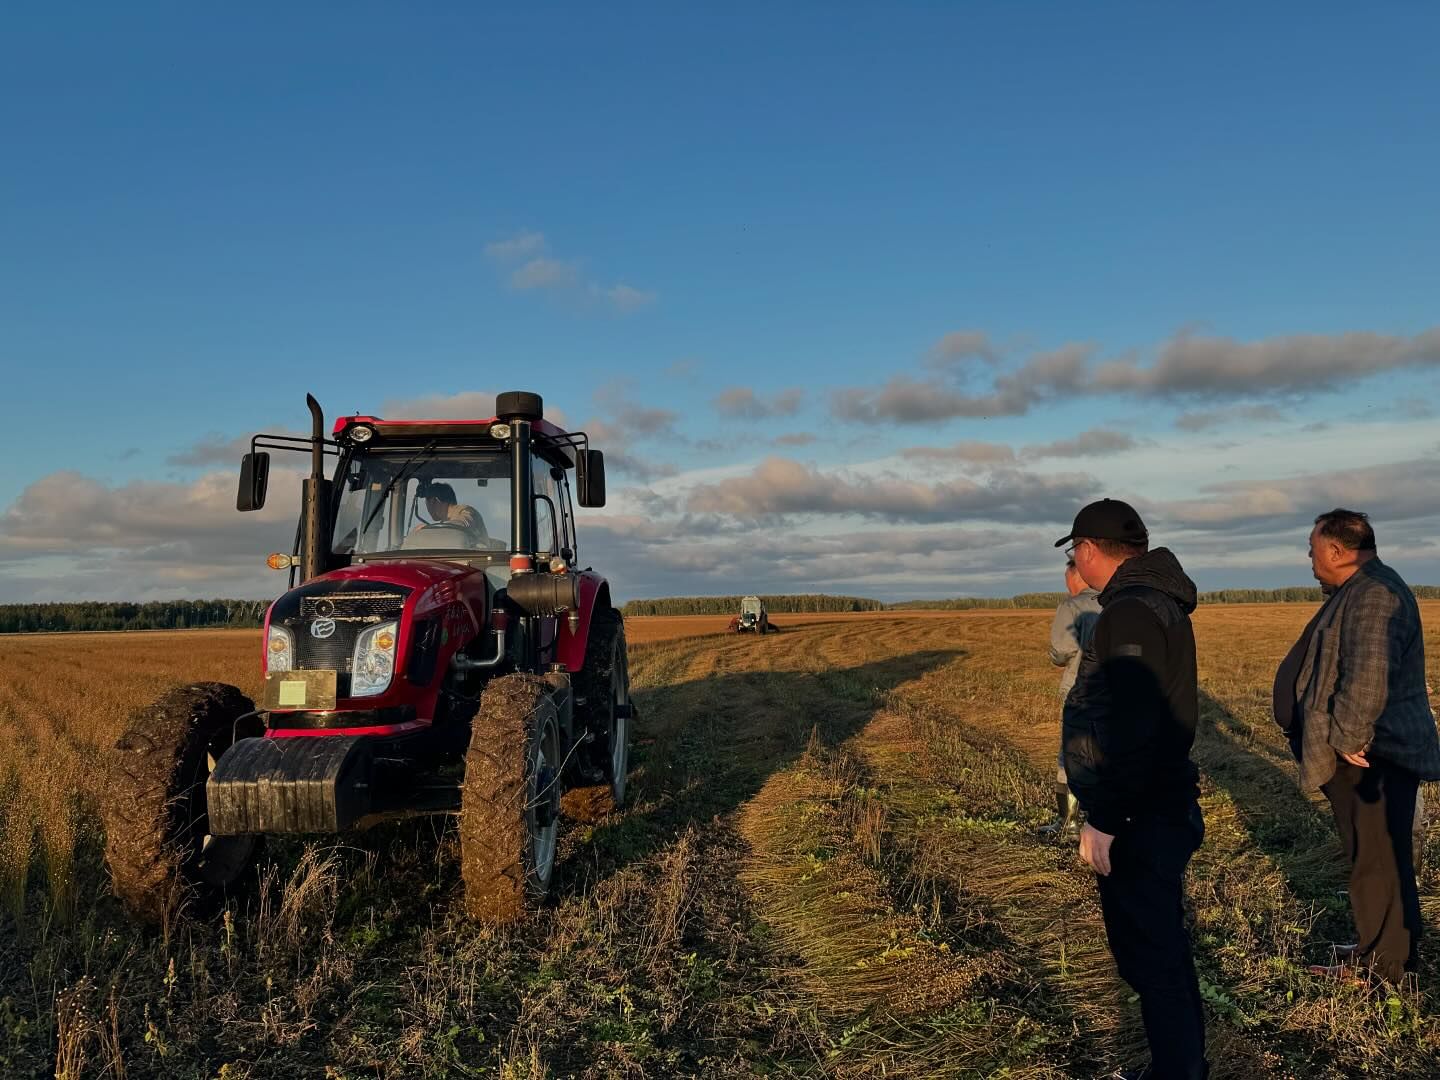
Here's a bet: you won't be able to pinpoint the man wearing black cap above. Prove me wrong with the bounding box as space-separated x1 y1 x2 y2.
1057 499 1207 1080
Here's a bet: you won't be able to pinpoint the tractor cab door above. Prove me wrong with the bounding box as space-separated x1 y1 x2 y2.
556 468 578 563
532 453 563 661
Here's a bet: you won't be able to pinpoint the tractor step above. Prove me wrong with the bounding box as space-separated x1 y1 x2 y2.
208 735 374 834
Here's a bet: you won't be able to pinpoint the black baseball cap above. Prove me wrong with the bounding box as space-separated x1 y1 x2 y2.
1054 499 1148 548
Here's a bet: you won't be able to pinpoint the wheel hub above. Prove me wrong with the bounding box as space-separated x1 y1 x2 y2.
534 763 558 828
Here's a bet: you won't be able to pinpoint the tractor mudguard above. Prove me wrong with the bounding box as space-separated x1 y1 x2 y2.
555 571 606 672
208 735 373 835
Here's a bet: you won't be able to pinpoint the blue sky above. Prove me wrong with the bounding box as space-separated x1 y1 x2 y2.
3 5 1440 602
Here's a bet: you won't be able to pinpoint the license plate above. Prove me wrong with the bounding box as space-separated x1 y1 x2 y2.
264 670 338 711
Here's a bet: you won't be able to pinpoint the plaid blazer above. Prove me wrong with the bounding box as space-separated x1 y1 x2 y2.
1291 558 1440 790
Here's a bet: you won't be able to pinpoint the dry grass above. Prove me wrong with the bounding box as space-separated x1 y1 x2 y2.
2 608 1440 1076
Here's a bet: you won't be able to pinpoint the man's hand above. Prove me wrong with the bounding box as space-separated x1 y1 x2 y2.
1079 823 1116 876
1339 749 1370 768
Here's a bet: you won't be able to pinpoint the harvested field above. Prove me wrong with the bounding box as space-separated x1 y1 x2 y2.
622 610 987 644
2 607 1439 1076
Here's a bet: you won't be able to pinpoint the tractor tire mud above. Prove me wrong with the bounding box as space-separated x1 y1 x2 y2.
460 675 561 923
104 682 261 925
569 607 631 818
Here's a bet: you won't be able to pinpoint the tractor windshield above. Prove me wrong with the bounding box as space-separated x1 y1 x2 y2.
332 449 512 556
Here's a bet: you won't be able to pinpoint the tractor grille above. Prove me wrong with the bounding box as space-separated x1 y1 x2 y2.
294 631 357 674
272 586 409 697
300 594 407 620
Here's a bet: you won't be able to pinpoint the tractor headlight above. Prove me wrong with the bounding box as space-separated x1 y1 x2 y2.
351 620 398 697
266 625 294 673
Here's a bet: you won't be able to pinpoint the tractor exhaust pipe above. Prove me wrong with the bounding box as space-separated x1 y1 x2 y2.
495 391 543 558
299 393 333 583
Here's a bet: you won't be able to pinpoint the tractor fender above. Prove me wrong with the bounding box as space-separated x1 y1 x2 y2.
555 571 608 673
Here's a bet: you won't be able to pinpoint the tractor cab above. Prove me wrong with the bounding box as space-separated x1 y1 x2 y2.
739 596 764 628
731 595 771 634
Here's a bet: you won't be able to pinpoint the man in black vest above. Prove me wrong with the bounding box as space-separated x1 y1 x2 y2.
1059 499 1207 1080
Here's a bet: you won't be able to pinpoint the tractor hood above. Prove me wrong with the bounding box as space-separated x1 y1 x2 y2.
310 560 490 592
266 561 492 707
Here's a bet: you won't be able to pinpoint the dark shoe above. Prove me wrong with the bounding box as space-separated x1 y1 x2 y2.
1037 817 1080 838
1038 789 1081 838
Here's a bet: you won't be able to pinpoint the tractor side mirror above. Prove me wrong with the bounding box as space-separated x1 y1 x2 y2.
576 450 606 508
237 452 271 512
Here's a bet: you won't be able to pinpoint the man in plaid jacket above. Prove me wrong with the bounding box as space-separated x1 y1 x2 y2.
1273 509 1440 983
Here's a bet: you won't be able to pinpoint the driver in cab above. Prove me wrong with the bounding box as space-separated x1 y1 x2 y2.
412 482 486 547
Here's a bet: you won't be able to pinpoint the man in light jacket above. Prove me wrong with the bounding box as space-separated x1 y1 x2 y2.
1273 509 1440 984
1041 556 1101 837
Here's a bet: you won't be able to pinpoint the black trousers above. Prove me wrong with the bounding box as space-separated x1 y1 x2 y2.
1322 759 1422 983
1095 804 1208 1080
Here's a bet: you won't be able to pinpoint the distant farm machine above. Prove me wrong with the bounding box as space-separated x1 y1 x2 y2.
729 595 773 634
103 391 634 924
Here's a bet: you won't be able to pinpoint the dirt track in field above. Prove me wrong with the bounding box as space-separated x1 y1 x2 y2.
622 608 1049 643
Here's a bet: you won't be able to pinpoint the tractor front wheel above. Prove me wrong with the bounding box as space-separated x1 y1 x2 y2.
460 675 562 922
104 682 262 924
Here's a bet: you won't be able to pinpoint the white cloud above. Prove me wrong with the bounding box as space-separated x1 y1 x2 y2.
833 327 1440 424
483 231 547 261
1022 429 1137 460
685 456 1096 524
0 468 303 601
510 257 580 291
901 429 1135 466
927 330 999 366
902 440 1018 466
713 387 806 419
1174 405 1285 432
484 230 657 314
594 283 657 312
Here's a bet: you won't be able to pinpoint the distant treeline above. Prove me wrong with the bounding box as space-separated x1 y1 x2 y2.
12 585 1440 634
1200 586 1440 604
887 587 1440 609
0 600 269 634
628 586 1440 617
622 595 887 616
890 593 1070 610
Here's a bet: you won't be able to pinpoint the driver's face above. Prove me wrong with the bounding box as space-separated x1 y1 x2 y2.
426 497 451 521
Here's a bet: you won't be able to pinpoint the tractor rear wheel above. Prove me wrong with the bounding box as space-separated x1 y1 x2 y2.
572 608 631 812
104 682 262 924
460 675 562 922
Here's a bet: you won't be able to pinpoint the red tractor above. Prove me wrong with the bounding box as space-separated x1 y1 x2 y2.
103 391 632 924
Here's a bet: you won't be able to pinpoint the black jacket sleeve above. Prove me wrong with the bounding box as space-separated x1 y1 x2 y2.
1072 597 1170 834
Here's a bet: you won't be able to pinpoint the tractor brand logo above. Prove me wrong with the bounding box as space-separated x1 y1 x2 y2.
310 618 337 640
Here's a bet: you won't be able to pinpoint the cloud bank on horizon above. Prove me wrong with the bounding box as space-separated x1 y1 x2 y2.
4 316 1439 605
